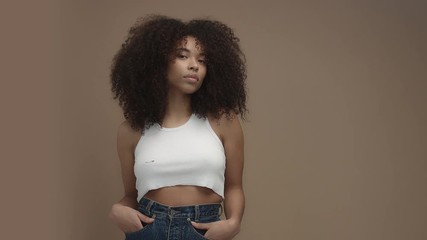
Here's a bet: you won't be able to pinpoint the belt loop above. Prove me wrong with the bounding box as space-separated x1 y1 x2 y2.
145 199 154 215
195 205 200 222
219 204 223 216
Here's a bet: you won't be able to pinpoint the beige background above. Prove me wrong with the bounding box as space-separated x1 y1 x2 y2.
2 1 426 240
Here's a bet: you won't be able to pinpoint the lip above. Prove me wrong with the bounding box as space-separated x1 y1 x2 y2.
183 74 199 82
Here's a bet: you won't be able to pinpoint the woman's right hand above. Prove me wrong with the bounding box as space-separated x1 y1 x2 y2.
109 203 155 233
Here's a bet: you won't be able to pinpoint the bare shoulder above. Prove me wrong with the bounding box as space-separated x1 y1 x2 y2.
207 112 243 143
117 120 143 151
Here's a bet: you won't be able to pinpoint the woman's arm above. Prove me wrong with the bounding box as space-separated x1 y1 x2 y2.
193 113 245 239
109 121 154 233
222 114 245 230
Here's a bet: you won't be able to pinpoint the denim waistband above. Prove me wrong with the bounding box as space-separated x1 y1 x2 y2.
138 197 222 220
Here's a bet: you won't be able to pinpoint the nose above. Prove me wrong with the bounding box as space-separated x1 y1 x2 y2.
188 58 199 71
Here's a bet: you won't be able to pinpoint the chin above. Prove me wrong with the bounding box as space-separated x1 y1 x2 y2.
183 90 199 95
182 86 202 94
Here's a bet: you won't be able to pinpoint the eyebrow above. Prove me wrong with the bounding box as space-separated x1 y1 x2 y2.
176 48 205 56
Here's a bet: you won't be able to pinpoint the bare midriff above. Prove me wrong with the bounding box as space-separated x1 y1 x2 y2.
143 185 223 207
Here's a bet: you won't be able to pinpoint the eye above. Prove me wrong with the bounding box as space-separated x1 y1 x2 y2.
198 59 206 64
177 54 188 59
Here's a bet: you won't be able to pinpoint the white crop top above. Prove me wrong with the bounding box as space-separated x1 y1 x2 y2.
134 113 226 202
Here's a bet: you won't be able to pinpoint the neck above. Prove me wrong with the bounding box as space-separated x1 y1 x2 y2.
165 91 192 119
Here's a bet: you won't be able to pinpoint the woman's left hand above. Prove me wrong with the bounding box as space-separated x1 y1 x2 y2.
191 219 241 240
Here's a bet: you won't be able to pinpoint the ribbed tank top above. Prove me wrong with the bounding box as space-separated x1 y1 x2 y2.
134 113 226 202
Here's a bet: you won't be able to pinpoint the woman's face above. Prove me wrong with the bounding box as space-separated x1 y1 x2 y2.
166 36 207 95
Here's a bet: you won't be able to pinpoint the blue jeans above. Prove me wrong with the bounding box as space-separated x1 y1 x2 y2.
124 197 222 240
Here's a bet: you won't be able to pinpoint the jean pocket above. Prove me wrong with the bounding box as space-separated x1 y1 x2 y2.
124 221 155 240
187 219 209 240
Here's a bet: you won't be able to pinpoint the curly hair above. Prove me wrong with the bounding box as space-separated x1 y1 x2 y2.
110 15 247 132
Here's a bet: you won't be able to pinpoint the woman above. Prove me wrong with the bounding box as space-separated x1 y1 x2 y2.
109 15 247 240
